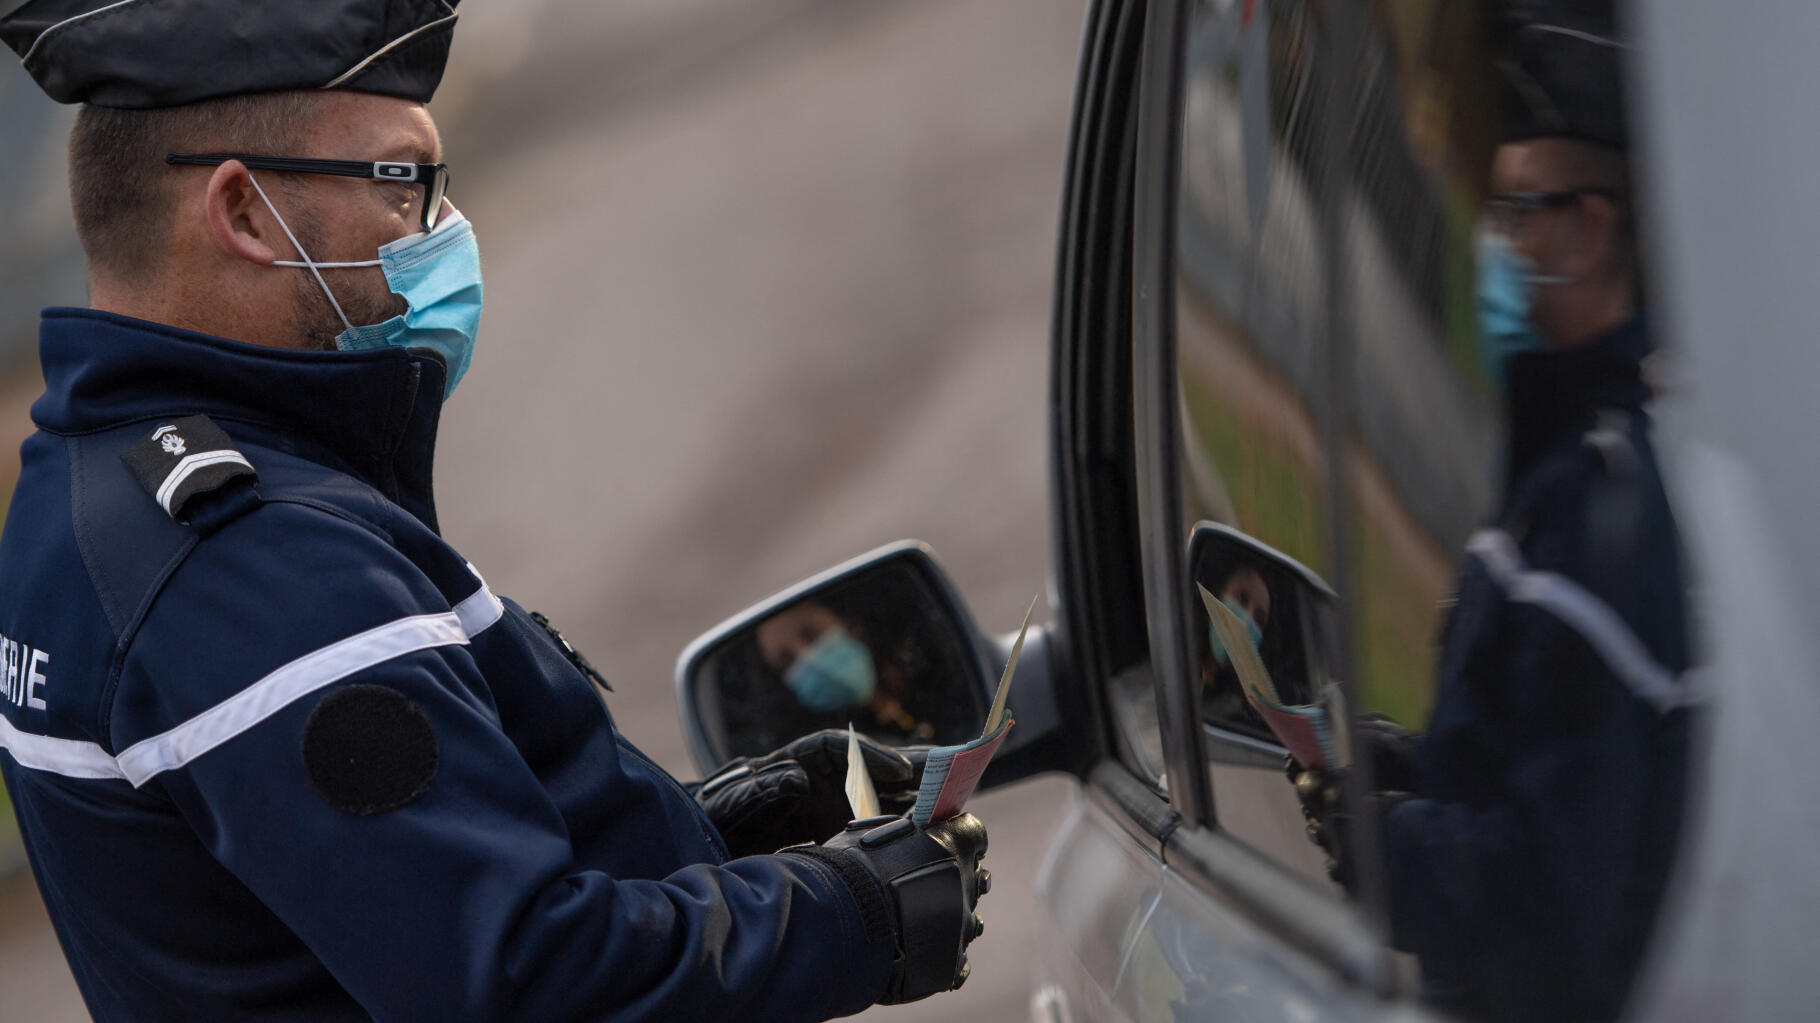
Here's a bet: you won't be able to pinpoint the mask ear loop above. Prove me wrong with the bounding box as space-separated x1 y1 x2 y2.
246 172 356 333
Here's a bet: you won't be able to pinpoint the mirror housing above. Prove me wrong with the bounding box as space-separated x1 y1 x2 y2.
1188 522 1341 767
676 541 1064 784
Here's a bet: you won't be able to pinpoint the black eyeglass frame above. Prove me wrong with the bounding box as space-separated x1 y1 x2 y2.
165 153 451 232
1482 187 1623 230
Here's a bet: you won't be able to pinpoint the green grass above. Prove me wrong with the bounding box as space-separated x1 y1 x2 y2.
1180 369 1440 729
1351 517 1440 727
1180 373 1327 576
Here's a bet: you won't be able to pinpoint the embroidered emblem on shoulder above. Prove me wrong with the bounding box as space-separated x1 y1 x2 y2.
120 414 258 524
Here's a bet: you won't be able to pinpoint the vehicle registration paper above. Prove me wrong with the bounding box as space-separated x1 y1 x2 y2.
895 595 1037 827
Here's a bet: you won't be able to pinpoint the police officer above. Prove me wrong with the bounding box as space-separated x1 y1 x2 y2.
1295 4 1692 1020
0 3 987 1019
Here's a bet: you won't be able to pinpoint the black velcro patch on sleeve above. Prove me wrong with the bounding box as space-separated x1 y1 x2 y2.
781 846 892 944
119 414 257 523
302 684 439 816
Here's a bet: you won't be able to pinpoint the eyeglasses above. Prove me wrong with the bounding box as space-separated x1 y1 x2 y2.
1482 187 1621 232
165 153 452 232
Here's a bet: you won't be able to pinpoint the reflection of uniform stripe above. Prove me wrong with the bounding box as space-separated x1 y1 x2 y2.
154 450 254 514
0 583 504 786
1466 530 1693 714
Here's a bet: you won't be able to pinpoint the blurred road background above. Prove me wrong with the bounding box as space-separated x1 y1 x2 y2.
0 0 1086 1017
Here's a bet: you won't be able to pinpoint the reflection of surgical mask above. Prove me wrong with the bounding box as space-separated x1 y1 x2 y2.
1475 231 1558 386
1208 597 1263 668
253 174 484 398
783 625 878 712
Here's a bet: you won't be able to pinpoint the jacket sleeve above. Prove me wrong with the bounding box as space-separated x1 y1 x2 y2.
106 503 893 1022
1383 604 1654 960
1381 473 1676 999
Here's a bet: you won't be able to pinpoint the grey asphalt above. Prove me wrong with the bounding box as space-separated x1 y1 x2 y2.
0 0 1086 1018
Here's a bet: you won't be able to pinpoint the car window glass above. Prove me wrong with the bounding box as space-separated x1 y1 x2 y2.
1337 5 1499 732
1337 5 1694 1019
1172 0 1335 880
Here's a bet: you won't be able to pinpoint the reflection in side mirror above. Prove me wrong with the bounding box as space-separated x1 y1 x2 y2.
1188 522 1339 762
675 542 993 774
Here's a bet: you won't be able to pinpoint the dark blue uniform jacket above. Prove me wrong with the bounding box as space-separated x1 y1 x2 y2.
1384 316 1693 1021
0 309 891 1021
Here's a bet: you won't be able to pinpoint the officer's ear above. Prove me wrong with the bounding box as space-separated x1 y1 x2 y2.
202 160 290 267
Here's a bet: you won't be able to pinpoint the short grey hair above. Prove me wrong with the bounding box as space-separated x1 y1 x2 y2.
68 91 323 286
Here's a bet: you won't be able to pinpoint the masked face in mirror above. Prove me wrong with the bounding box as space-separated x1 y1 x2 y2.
1206 565 1271 669
681 553 991 764
755 604 878 712
1189 523 1337 752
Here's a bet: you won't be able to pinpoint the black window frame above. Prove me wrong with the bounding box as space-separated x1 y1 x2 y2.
1121 0 1400 993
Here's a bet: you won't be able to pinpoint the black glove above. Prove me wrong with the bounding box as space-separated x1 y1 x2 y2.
1287 758 1347 881
1286 757 1412 891
695 730 921 858
1354 714 1419 793
783 813 990 1005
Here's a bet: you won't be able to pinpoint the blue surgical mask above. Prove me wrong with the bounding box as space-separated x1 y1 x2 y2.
783 625 878 712
1475 231 1558 386
255 174 484 398
1208 597 1264 669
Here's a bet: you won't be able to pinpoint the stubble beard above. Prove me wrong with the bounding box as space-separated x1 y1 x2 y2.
288 212 409 352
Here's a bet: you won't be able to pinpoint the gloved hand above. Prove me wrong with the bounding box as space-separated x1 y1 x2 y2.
1354 714 1419 793
784 813 990 1004
695 730 923 858
1287 757 1347 880
1287 755 1412 892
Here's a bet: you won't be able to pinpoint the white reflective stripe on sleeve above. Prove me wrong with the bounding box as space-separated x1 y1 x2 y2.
453 581 504 636
0 582 505 785
116 611 467 786
1465 529 1693 714
0 714 127 781
154 450 255 514
113 578 505 787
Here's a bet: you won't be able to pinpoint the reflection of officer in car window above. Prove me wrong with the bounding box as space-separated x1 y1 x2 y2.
1297 5 1694 1021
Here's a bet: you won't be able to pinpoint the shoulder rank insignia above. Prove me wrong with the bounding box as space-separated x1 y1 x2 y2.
120 415 257 523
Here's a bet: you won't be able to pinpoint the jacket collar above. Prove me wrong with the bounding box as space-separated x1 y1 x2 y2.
33 308 448 531
1501 312 1652 492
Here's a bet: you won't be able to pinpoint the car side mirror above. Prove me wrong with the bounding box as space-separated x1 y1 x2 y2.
1188 522 1342 766
675 542 999 773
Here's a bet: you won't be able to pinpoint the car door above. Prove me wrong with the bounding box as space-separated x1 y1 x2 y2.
1037 0 1619 1017
1087 1 1727 1021
1026 1 1170 1018
1111 0 1407 1018
1032 1 1405 1019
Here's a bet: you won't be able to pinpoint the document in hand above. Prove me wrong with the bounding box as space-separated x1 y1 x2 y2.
902 596 1037 827
1197 583 1351 771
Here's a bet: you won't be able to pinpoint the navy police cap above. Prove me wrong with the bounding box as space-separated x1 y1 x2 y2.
1494 0 1628 150
0 0 460 108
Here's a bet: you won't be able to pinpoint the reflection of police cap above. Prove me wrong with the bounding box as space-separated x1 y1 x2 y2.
1495 0 1628 150
0 0 461 108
